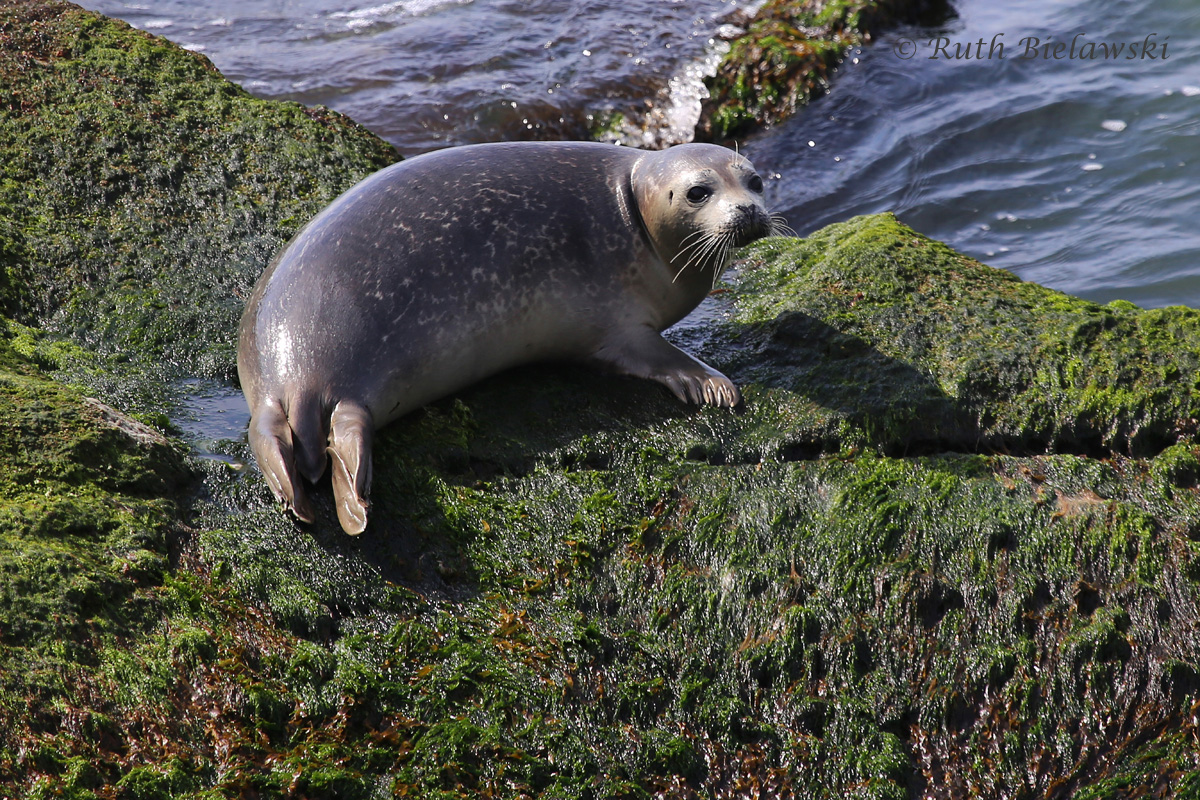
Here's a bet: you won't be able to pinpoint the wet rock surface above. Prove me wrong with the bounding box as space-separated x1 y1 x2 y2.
2 2 1199 797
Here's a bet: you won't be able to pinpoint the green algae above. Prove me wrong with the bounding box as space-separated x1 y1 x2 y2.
14 211 1200 794
178 427 1200 797
698 0 952 141
3 2 1200 797
0 326 193 795
0 0 398 409
181 218 1200 792
720 216 1200 458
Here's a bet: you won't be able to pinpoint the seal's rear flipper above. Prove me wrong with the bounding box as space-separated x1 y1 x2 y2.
328 400 374 535
248 399 316 523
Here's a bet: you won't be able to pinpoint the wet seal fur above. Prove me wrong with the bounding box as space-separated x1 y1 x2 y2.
238 141 782 534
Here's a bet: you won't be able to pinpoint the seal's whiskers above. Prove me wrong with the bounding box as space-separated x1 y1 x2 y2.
671 230 721 282
769 212 797 238
689 234 727 280
710 234 735 292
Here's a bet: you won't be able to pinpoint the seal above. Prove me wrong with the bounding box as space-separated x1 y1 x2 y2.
238 141 778 534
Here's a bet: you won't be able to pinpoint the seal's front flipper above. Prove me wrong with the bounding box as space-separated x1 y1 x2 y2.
328 400 374 535
591 325 741 408
248 399 316 523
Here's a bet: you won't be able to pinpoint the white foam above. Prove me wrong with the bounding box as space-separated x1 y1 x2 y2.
660 38 731 144
328 0 472 25
329 1 406 20
609 35 731 148
141 18 174 29
1182 85 1200 96
1101 119 1127 132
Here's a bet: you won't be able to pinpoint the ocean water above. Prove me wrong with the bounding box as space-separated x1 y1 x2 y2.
754 0 1200 309
76 0 1200 441
81 0 755 149
83 0 1200 309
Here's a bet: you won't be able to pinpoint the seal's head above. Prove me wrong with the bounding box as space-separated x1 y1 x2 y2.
632 143 774 287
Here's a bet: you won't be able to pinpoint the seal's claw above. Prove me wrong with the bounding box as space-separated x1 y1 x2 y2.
691 372 740 408
707 374 741 408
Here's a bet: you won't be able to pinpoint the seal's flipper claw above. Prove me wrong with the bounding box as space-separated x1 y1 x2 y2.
328 400 374 536
591 326 742 409
289 485 317 524
248 400 315 523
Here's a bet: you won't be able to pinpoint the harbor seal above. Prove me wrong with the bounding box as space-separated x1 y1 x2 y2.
238 141 777 535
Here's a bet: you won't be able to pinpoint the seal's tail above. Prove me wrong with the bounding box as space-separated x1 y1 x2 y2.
328 400 373 536
248 398 317 524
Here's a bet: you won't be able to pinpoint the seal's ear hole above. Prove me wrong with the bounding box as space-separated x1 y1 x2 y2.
686 186 712 204
749 175 764 193
668 190 674 202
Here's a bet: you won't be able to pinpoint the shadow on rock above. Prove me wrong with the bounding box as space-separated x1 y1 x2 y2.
715 311 978 457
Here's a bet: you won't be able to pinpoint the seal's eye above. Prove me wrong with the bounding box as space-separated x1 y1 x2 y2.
686 186 712 204
748 175 764 193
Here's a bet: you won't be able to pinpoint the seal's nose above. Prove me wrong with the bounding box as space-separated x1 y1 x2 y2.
731 204 772 247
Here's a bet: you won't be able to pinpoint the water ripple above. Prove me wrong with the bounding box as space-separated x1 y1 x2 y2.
752 0 1200 308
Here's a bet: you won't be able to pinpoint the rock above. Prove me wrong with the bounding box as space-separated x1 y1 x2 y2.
2 2 1199 797
697 0 954 141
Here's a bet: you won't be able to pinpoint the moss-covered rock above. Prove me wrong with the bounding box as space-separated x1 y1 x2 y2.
0 324 194 793
720 220 1200 458
697 0 953 141
0 0 398 398
174 215 1200 798
3 2 1200 798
